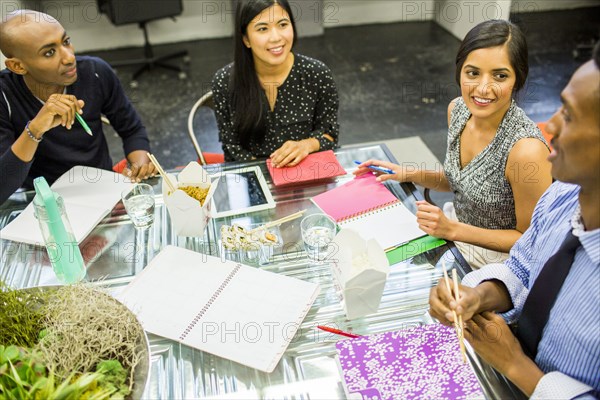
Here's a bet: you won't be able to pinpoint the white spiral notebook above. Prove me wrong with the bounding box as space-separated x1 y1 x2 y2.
0 166 130 245
118 246 320 373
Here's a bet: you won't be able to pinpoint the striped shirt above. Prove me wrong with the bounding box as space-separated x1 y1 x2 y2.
463 181 600 399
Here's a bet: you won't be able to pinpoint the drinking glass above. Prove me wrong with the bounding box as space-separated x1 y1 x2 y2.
121 183 155 229
301 214 336 262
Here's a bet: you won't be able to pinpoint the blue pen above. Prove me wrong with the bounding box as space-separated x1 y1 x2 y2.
354 160 394 174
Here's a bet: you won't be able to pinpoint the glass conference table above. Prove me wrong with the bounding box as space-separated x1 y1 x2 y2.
0 144 525 399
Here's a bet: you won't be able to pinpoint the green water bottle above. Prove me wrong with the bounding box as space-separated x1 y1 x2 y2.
33 177 86 284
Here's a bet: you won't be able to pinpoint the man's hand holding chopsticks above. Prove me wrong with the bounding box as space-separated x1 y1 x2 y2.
429 278 481 326
125 150 158 182
429 278 513 325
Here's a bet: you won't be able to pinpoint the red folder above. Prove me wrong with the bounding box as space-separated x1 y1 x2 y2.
266 150 346 187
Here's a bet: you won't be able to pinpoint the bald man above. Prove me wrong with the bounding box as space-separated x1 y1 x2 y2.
0 10 156 204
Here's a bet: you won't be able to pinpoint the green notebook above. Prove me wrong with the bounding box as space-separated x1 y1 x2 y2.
386 235 446 265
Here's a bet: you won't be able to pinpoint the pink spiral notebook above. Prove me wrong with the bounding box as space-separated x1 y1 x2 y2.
336 324 485 400
266 150 346 187
311 173 397 221
311 173 425 250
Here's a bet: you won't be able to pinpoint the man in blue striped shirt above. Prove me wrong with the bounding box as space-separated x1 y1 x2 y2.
430 44 600 399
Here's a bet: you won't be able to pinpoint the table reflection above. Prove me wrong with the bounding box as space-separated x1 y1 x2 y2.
0 144 524 399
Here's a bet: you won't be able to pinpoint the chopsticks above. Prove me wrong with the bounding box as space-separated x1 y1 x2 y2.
147 152 176 193
249 210 306 233
442 261 467 363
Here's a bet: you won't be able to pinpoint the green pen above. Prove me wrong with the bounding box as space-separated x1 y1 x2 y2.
75 112 93 136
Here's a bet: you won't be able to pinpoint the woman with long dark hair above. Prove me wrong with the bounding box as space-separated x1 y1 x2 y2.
212 0 339 166
356 20 552 268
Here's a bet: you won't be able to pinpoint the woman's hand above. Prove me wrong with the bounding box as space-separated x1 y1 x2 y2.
353 159 412 182
270 138 318 167
416 200 459 240
429 278 482 325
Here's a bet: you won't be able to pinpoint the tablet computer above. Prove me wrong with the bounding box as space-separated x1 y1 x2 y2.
210 166 276 218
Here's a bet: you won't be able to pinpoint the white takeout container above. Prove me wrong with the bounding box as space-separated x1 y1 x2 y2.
330 228 389 320
162 162 218 237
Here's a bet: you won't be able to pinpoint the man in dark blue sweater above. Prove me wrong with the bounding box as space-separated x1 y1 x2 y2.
0 10 156 204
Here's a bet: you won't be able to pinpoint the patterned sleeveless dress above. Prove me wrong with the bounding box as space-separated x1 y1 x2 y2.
444 98 547 230
443 98 548 268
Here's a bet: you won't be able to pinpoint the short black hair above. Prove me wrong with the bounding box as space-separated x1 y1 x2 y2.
455 20 529 92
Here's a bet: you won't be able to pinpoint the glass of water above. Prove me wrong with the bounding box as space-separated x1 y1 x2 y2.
301 213 336 263
121 183 156 229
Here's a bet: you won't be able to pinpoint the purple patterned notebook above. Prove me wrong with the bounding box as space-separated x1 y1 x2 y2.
335 324 485 400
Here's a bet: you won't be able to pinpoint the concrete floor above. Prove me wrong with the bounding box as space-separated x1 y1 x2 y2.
88 6 600 170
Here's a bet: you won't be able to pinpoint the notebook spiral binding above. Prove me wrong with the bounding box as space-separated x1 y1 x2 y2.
179 264 242 341
268 300 317 372
338 200 400 223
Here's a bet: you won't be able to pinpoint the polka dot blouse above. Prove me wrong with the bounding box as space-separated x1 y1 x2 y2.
211 53 340 162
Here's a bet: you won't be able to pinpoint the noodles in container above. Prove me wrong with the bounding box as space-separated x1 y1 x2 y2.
162 162 218 236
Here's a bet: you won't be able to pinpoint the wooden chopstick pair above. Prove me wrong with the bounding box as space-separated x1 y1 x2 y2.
249 210 306 233
442 261 467 363
147 152 177 193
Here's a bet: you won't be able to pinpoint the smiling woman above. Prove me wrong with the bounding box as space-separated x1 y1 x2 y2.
211 0 340 167
355 20 553 269
437 20 552 267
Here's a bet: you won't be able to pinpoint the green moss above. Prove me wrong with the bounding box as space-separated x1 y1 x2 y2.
0 282 51 348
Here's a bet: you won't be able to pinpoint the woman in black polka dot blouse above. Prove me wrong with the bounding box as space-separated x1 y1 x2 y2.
211 0 339 166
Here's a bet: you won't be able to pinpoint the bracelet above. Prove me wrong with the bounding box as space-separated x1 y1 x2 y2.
25 121 42 143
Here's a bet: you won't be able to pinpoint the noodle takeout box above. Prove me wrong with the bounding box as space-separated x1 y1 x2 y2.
162 162 219 236
330 228 389 320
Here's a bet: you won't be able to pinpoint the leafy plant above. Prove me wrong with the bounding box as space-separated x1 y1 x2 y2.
0 282 144 399
0 344 131 399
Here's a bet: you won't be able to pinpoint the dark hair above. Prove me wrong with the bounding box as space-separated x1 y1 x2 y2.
231 0 297 148
455 20 528 93
594 41 600 70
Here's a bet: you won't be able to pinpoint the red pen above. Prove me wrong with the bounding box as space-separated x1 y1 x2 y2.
317 325 361 338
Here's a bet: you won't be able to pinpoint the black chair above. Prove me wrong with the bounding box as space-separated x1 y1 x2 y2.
97 0 189 82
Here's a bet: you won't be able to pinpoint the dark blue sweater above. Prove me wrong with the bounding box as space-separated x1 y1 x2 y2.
0 56 150 204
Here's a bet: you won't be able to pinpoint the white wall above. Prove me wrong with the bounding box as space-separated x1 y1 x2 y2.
1 1 18 68
434 0 512 40
323 0 436 28
11 0 235 52
511 0 600 13
1 0 598 60
5 0 324 53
